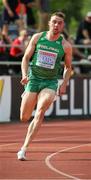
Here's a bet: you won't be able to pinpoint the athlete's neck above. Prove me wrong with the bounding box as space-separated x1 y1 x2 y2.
46 31 60 41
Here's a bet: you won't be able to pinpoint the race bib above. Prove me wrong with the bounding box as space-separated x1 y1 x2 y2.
36 50 57 69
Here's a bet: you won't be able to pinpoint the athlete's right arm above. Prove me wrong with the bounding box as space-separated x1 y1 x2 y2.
21 32 42 85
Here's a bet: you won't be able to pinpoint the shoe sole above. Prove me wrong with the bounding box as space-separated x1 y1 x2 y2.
18 157 26 161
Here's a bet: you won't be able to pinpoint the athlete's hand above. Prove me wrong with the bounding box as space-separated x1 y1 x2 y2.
58 83 67 95
20 76 29 85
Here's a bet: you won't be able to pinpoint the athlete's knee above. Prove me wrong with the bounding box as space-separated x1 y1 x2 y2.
20 113 29 122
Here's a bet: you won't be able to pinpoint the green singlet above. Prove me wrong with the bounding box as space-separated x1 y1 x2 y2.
25 31 65 93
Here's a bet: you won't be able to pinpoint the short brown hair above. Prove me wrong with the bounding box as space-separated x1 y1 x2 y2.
51 12 65 20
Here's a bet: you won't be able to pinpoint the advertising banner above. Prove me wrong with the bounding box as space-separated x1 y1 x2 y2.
0 76 11 122
45 77 91 118
11 76 91 121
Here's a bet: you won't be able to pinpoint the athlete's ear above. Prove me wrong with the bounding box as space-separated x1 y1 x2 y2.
48 20 50 26
61 21 65 32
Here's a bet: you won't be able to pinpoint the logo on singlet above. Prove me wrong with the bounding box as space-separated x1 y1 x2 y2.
56 41 60 44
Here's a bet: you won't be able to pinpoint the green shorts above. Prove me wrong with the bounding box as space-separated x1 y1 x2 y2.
25 77 58 93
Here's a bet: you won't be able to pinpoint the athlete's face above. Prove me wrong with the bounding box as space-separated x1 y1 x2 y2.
49 15 64 34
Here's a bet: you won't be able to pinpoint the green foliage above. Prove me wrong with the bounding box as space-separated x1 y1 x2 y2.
50 0 84 29
82 0 91 15
0 0 3 12
50 0 91 36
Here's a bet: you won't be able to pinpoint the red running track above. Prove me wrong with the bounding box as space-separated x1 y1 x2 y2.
0 119 91 180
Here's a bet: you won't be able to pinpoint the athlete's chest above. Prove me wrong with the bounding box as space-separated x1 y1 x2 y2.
36 38 62 54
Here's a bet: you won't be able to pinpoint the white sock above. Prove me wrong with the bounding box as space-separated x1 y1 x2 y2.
21 147 27 152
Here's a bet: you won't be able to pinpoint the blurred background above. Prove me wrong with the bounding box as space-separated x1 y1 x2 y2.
0 0 91 35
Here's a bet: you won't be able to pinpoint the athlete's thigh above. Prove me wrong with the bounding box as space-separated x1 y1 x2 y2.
37 88 56 111
20 91 38 118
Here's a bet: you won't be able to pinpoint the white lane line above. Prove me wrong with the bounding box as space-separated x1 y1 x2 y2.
0 140 90 179
0 135 78 148
0 179 63 180
45 143 91 180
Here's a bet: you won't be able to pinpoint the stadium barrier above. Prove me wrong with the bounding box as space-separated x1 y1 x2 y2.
0 44 91 66
0 75 91 122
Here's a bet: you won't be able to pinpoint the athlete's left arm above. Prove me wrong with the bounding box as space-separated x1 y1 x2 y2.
59 39 72 95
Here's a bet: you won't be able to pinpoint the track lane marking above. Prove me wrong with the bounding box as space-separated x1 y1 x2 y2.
45 143 91 180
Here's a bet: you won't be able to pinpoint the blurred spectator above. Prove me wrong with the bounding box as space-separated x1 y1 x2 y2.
75 12 91 74
0 28 11 58
0 33 6 56
62 28 86 75
16 1 27 29
75 12 91 46
21 0 37 29
75 12 91 56
0 30 10 74
36 0 50 32
62 28 86 60
1 0 23 42
9 29 28 74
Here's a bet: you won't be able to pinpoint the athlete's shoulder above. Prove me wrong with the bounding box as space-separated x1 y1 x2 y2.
62 37 72 52
32 32 44 40
30 32 44 44
61 37 72 56
62 37 72 48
